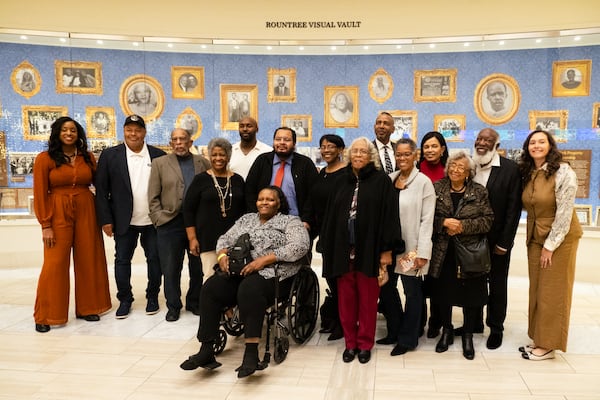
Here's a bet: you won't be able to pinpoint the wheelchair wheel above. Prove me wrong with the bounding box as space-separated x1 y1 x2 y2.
273 336 289 364
287 267 320 344
213 329 227 355
223 307 244 337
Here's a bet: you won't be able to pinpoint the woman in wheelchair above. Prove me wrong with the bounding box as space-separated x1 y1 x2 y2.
180 186 311 378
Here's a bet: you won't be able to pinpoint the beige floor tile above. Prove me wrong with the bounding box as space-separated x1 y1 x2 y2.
522 372 600 396
31 374 145 400
41 352 143 376
374 392 468 400
433 370 530 394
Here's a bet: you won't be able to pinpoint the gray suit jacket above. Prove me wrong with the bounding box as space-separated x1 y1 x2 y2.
148 153 210 227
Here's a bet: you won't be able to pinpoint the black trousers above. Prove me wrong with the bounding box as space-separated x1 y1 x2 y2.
378 265 401 338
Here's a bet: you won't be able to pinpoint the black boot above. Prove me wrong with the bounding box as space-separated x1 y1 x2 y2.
462 333 475 360
236 343 259 378
435 328 454 353
180 341 222 370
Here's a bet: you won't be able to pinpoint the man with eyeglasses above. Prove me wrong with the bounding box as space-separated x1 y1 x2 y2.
147 128 210 321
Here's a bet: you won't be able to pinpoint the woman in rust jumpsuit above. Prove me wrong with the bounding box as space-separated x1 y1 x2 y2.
33 117 111 333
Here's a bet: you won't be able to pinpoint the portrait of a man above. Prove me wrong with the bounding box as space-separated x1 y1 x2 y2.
561 69 581 89
178 73 198 93
91 111 110 134
127 83 158 117
484 81 510 118
273 75 290 96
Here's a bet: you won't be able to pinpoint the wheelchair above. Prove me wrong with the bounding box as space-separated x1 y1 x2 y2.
212 265 320 368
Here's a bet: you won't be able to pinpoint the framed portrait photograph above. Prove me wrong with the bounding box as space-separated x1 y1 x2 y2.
55 60 102 95
528 110 569 140
574 205 592 226
9 152 36 182
220 84 258 130
85 106 115 139
11 60 41 99
172 66 204 99
414 69 456 103
281 114 312 142
324 86 359 128
22 105 68 140
267 68 296 103
592 102 600 128
89 139 116 159
176 107 203 141
552 60 591 97
474 73 521 125
119 74 165 121
387 110 417 142
369 68 394 104
434 114 466 142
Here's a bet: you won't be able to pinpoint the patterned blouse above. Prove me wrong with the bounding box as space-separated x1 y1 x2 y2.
216 212 310 280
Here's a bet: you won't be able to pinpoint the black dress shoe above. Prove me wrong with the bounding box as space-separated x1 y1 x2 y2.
426 326 440 339
454 325 484 336
486 331 503 349
342 348 357 363
35 324 50 333
357 350 371 364
76 314 100 322
185 305 200 316
327 326 343 341
390 344 409 356
376 337 397 345
146 298 159 315
166 309 180 322
180 343 222 371
435 328 454 353
462 333 475 360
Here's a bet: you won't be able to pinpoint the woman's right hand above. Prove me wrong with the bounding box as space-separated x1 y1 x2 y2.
443 218 463 236
188 238 200 257
42 227 56 248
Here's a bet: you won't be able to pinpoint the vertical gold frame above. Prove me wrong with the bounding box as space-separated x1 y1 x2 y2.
85 106 116 139
11 61 41 99
281 114 312 142
592 102 600 128
324 86 359 128
369 68 394 104
171 66 205 99
267 68 297 103
552 60 592 97
220 84 258 130
54 60 103 95
414 69 456 103
176 107 203 141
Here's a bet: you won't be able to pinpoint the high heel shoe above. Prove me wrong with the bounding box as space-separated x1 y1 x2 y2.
435 328 454 353
522 349 555 361
462 333 475 360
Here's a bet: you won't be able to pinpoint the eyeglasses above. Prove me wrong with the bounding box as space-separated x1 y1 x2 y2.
448 163 467 172
319 145 338 151
350 148 369 155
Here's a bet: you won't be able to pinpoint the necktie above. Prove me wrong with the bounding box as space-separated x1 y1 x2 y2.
383 146 393 174
274 160 286 187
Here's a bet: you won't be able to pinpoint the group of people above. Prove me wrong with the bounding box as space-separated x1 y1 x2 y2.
32 112 581 380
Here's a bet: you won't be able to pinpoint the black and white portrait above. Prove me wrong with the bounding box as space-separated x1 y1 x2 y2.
437 118 462 136
9 153 35 177
227 92 251 122
481 80 514 119
273 75 290 97
329 91 353 123
16 69 37 93
91 111 111 135
178 73 198 93
391 116 414 141
420 75 450 97
561 68 582 89
62 68 96 88
534 118 561 133
127 83 158 117
26 110 63 137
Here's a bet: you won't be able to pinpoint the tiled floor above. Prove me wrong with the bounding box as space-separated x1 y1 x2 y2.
1 257 600 400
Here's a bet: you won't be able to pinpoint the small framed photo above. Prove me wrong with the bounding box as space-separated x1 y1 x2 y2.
574 205 592 226
85 106 116 139
281 114 312 142
592 102 600 129
220 84 258 130
387 110 417 142
55 60 102 95
474 73 521 125
22 105 68 140
171 66 204 99
267 68 296 103
176 107 203 141
369 68 394 104
89 139 115 159
9 152 36 182
119 74 165 121
434 114 466 142
552 60 591 97
324 86 359 128
414 69 456 103
528 110 569 140
11 60 41 99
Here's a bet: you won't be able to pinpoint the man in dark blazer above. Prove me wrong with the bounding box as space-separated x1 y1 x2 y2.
274 75 290 96
455 128 522 349
95 115 166 319
148 128 210 322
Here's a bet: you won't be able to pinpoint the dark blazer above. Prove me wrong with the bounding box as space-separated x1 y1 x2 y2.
373 139 397 172
95 143 166 236
245 150 318 222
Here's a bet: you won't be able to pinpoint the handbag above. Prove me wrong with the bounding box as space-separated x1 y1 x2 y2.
227 233 253 276
453 235 491 276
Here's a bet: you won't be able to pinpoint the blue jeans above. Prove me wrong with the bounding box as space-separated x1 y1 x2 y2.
114 224 162 304
397 274 424 349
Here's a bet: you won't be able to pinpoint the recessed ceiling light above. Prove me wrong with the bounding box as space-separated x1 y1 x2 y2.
363 45 369 50
96 40 103 44
59 38 67 43
299 46 304 50
464 42 470 47
167 43 173 48
201 44 207 49
331 46 336 50
267 46 272 50
574 36 581 41
234 45 240 49
429 43 435 48
132 42 139 47
499 40 505 45
536 39 542 43
396 45 402 49
20 35 27 40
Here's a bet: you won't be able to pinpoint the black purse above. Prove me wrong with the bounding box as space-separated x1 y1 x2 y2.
227 233 253 276
453 235 491 277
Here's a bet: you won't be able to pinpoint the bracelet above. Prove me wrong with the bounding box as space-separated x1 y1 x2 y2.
217 253 227 262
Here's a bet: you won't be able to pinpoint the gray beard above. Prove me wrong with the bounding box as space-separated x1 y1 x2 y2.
472 149 496 167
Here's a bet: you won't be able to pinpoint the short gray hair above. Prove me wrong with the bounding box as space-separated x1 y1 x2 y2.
207 137 233 160
346 136 381 170
445 151 476 179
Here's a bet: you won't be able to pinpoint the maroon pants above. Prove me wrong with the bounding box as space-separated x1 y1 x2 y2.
337 269 380 351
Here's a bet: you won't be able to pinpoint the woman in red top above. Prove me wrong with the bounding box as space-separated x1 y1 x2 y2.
418 131 448 183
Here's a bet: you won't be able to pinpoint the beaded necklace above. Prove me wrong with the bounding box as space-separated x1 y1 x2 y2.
210 172 232 217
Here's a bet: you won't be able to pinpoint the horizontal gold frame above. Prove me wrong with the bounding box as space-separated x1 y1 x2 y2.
54 60 103 95
172 66 205 99
552 59 591 97
267 68 297 103
85 106 116 139
119 74 165 121
11 60 41 99
434 114 466 142
528 110 569 142
414 68 456 103
22 105 69 140
369 68 394 104
281 114 312 142
220 84 258 130
176 107 203 141
574 204 592 226
592 102 600 129
324 86 359 128
386 110 417 142
474 73 521 126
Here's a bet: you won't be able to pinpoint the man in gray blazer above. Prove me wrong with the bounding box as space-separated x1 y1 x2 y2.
148 128 210 321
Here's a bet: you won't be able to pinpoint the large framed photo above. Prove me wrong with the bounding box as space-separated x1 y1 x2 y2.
414 69 456 103
434 114 466 142
369 68 394 104
282 114 312 142
529 110 569 139
11 60 41 99
55 60 102 95
474 73 521 125
267 68 296 103
387 110 417 142
176 107 203 141
22 105 68 140
324 86 359 128
220 84 258 130
552 60 591 97
85 106 116 139
592 102 600 128
119 74 165 121
172 66 204 99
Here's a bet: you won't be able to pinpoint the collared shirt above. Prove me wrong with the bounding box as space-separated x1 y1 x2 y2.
270 153 298 216
126 143 153 226
473 152 500 187
229 140 272 179
375 138 396 172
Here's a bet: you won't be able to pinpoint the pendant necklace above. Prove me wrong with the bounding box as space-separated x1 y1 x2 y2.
210 172 232 217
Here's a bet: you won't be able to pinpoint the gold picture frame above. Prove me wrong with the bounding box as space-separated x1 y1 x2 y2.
434 114 466 142
176 107 203 141
596 206 600 227
54 60 102 95
267 68 297 103
414 69 456 103
324 86 359 128
369 68 394 104
171 66 204 99
119 74 165 121
387 110 417 142
528 110 569 141
474 73 521 126
592 102 600 128
85 106 116 139
552 60 591 97
574 205 592 226
11 60 41 99
22 105 68 140
220 84 258 130
281 114 312 142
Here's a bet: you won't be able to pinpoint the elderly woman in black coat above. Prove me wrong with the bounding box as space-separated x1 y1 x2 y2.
430 151 494 360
